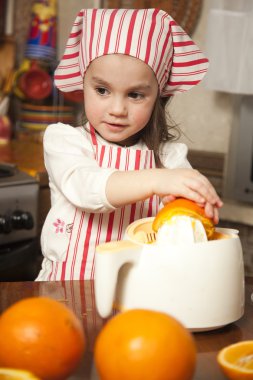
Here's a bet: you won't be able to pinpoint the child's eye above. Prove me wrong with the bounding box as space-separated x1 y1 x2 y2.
128 92 144 100
96 87 109 96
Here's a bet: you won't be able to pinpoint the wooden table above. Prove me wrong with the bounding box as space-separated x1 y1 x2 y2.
0 278 253 380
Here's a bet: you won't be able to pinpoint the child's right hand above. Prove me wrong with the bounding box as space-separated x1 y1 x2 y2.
106 167 223 223
152 167 223 213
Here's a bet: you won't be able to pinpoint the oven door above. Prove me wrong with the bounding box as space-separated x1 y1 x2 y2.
0 239 41 281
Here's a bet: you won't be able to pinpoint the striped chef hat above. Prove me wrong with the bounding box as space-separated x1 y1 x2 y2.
55 8 209 96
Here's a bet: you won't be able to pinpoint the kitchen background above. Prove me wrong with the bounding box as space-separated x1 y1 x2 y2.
1 0 253 278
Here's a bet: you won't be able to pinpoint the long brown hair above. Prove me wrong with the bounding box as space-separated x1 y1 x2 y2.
141 96 181 168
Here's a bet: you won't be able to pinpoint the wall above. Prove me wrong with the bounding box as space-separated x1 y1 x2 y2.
169 0 234 154
57 0 98 59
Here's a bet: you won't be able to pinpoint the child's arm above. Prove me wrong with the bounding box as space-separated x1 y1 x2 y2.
105 168 222 221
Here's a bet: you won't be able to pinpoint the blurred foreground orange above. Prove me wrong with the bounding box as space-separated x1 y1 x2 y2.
0 297 86 380
217 341 253 380
94 309 196 380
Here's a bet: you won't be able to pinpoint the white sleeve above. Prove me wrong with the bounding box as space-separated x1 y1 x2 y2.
43 123 117 213
160 142 192 169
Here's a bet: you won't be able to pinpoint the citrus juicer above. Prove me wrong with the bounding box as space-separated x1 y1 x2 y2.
95 217 245 331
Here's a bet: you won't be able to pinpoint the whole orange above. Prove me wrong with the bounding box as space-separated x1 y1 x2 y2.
0 297 86 380
94 309 196 380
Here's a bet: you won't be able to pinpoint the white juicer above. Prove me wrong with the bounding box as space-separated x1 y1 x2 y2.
95 217 245 331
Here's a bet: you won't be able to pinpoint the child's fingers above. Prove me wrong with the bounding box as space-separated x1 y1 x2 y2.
204 203 220 224
184 171 222 206
161 195 176 204
213 207 219 224
157 168 223 208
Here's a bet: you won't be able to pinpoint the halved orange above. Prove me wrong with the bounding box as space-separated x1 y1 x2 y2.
152 198 215 239
217 341 253 380
0 368 40 380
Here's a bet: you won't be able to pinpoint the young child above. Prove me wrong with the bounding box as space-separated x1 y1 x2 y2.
36 8 222 281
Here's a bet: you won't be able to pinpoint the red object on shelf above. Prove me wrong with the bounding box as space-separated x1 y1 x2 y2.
18 61 52 100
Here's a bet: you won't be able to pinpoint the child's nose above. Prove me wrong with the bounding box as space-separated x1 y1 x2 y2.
109 97 127 116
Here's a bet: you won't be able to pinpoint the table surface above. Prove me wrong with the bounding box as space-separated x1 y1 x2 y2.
0 278 253 380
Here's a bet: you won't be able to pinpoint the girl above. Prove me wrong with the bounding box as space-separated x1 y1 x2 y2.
36 8 222 281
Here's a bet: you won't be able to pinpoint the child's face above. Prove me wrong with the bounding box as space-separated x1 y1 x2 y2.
83 54 158 146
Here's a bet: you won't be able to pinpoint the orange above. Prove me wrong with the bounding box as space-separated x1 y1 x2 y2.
94 309 196 380
152 198 215 239
217 341 253 380
0 368 40 380
0 297 86 380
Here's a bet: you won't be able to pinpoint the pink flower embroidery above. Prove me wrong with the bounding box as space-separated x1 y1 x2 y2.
53 219 65 233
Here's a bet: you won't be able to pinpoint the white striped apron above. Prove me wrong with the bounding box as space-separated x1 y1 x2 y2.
46 126 159 280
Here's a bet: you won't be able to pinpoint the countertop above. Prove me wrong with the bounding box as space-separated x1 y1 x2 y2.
0 277 253 379
0 140 47 186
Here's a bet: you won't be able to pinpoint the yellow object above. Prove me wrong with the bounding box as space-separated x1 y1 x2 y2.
217 341 253 380
0 368 40 380
94 309 196 380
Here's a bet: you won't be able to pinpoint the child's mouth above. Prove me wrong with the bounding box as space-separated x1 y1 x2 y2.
106 123 127 130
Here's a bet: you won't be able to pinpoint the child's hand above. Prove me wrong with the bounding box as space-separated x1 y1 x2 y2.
203 202 220 224
106 167 223 216
154 168 222 213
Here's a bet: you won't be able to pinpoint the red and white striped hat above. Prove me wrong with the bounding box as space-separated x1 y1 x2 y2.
55 8 209 96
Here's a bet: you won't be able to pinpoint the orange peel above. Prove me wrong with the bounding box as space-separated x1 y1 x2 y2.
152 198 215 239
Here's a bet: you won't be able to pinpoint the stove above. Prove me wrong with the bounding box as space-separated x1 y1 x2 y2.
0 164 40 281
